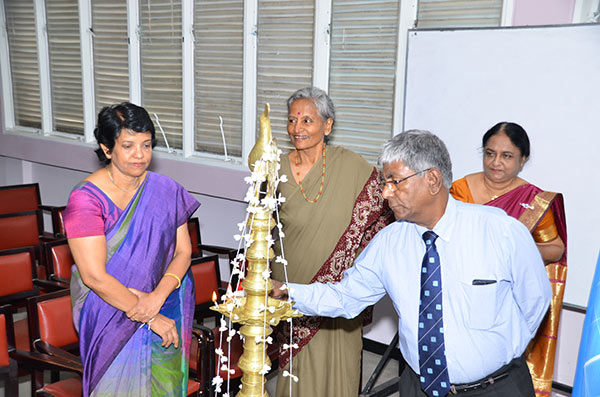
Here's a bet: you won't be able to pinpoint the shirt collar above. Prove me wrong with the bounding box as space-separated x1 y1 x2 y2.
414 195 456 243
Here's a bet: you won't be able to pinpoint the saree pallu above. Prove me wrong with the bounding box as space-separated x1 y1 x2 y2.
68 172 199 396
451 180 567 397
272 146 393 397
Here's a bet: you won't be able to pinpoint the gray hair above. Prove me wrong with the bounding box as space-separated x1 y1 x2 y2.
287 87 335 125
379 130 453 188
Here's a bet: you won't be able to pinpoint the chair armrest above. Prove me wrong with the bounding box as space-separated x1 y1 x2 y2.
49 275 71 286
192 324 215 342
200 244 237 256
38 205 59 212
33 279 69 292
191 325 216 390
39 235 61 243
33 340 82 365
10 349 83 374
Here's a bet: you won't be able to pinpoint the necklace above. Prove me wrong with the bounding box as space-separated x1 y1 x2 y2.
296 145 326 203
106 167 141 193
483 177 514 201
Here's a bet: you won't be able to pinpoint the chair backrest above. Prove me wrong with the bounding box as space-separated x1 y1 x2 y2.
187 217 202 257
27 290 78 351
0 210 42 251
0 183 41 215
51 206 66 237
190 255 221 306
0 247 36 300
45 240 74 280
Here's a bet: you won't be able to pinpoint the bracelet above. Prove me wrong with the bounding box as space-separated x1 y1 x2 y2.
164 272 181 289
147 316 156 329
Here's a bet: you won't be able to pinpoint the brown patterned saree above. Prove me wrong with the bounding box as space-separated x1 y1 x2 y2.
272 146 393 397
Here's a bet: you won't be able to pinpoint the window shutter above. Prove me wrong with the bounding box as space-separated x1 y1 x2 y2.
328 0 401 164
92 0 129 113
46 0 84 135
4 0 41 129
257 0 314 153
139 0 183 150
193 0 243 157
417 0 503 28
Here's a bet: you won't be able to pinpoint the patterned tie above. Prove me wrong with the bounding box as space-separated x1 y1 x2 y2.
418 231 450 397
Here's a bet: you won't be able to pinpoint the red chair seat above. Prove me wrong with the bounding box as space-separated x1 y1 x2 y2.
38 376 82 396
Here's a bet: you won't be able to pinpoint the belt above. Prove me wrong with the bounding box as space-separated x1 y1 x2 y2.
449 372 509 394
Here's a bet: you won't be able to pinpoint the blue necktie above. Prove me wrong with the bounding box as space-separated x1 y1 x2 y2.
418 231 450 397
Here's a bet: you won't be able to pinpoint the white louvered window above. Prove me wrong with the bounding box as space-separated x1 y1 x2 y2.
256 0 314 153
4 0 41 130
193 0 243 157
139 0 183 150
46 0 84 135
328 0 401 164
417 0 503 28
92 0 130 113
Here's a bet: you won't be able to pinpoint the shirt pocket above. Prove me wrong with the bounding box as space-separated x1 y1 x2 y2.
460 280 499 330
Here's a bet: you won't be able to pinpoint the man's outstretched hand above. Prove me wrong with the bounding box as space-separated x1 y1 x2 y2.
270 279 289 300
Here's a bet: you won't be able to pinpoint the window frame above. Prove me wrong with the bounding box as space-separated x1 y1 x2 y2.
1 0 419 176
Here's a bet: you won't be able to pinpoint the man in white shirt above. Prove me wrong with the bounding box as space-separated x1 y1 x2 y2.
273 130 551 396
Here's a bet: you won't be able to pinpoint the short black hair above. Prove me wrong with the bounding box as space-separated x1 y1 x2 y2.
93 102 156 165
482 122 530 159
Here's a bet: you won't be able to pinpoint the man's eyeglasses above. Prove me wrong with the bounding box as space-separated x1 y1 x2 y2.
379 168 431 191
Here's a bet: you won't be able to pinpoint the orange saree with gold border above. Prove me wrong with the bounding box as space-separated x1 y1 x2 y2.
451 179 567 397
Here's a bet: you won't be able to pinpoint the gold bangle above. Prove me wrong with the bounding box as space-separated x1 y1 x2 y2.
164 272 181 289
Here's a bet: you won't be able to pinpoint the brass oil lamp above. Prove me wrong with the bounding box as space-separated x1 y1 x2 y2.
212 104 301 396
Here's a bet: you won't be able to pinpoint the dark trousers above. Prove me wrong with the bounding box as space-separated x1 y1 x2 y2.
398 355 535 396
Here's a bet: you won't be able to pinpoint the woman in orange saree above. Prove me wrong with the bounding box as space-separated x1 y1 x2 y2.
450 121 566 396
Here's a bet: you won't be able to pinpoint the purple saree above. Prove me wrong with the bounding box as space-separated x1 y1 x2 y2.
64 172 199 396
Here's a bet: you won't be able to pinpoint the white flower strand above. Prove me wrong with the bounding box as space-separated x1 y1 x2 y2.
213 139 300 396
261 169 273 396
272 184 299 396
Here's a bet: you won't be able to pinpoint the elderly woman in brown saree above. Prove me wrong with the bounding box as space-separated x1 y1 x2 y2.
271 87 393 397
450 121 566 397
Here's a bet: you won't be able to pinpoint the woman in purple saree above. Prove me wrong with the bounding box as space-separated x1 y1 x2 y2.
64 103 199 396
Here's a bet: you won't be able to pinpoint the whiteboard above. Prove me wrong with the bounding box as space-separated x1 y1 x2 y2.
404 24 600 307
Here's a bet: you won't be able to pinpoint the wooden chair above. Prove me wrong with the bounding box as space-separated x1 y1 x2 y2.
0 246 66 382
0 247 66 307
190 254 223 325
42 206 67 238
187 217 237 260
24 289 211 396
189 251 278 396
0 304 19 396
0 302 82 397
0 209 61 272
0 183 41 215
41 239 73 287
26 290 81 395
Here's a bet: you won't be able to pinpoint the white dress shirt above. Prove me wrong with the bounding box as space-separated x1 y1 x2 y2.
289 196 551 384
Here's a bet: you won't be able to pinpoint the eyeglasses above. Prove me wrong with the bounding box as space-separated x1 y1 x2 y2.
379 168 431 191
